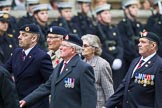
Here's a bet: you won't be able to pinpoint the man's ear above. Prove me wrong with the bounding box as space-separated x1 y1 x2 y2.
32 35 37 42
151 42 157 49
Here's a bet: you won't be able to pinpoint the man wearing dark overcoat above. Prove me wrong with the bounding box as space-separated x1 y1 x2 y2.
19 34 97 108
4 23 53 108
103 31 162 108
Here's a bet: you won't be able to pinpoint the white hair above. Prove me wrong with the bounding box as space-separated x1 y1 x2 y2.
69 42 82 54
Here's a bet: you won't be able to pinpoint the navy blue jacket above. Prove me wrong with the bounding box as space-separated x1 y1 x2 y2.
4 45 53 108
105 54 162 108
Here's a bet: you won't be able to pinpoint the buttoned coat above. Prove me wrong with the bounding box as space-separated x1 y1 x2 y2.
23 54 97 108
85 56 114 108
4 45 53 108
105 54 162 108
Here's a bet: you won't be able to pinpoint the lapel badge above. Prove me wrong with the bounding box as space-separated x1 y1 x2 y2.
136 23 140 27
148 61 151 64
73 29 77 33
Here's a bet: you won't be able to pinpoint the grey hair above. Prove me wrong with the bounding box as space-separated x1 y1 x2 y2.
69 42 82 54
81 34 102 55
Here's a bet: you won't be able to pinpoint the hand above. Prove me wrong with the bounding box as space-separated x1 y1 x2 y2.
19 100 26 108
112 59 122 70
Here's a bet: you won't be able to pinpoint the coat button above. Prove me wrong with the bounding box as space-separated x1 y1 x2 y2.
126 101 129 103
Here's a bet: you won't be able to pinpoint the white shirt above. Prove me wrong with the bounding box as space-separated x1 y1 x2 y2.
132 52 156 77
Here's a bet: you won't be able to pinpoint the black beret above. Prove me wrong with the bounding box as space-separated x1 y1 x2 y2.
0 11 10 22
48 26 68 36
63 34 83 47
140 31 160 46
19 23 40 34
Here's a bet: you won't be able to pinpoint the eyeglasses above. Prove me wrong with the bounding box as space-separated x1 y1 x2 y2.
47 36 60 39
60 44 72 48
82 44 91 48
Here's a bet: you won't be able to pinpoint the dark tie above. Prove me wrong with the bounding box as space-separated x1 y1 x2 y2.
60 62 67 74
21 51 26 61
137 60 144 69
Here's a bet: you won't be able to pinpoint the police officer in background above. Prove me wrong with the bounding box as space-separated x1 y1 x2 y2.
0 0 18 40
118 0 144 72
32 4 50 51
72 0 96 35
145 0 162 57
0 11 17 63
50 2 82 37
17 0 39 28
95 4 125 90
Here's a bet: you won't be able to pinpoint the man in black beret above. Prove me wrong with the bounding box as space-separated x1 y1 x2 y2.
20 34 97 108
47 26 68 68
103 31 162 108
4 23 53 108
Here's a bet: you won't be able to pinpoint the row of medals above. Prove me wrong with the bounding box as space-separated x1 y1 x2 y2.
134 73 154 87
64 78 75 88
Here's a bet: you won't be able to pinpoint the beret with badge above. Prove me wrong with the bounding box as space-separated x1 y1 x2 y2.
48 26 68 36
0 11 10 22
140 31 160 46
19 23 40 34
63 34 83 47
